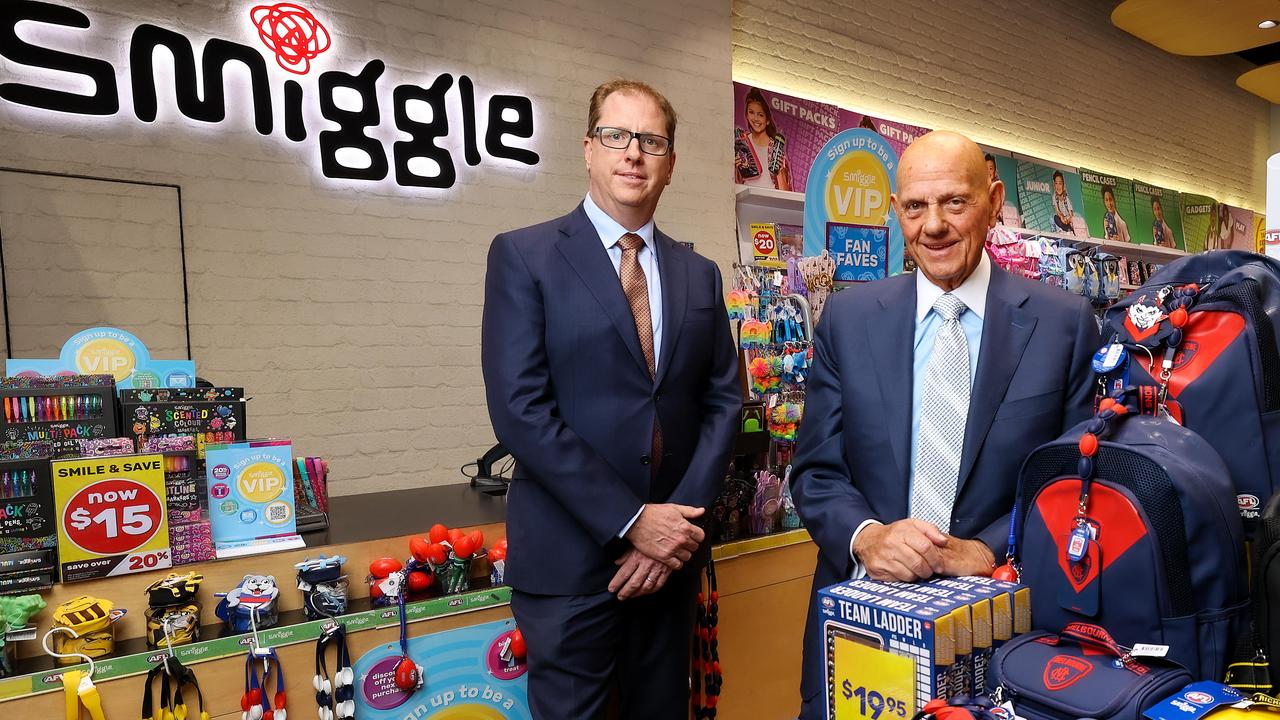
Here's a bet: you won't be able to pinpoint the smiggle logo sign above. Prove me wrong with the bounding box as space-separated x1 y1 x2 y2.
0 1 540 189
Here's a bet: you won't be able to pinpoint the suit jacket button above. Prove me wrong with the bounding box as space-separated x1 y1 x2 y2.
655 393 662 402
640 455 650 465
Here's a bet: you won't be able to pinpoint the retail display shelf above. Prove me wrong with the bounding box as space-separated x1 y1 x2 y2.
712 528 811 561
0 584 511 701
734 185 805 212
997 225 1190 264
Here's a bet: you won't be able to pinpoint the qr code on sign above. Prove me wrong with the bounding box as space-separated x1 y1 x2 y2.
267 505 289 522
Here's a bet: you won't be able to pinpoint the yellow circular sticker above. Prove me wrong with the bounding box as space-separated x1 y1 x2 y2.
75 338 136 381
237 462 286 503
826 151 892 226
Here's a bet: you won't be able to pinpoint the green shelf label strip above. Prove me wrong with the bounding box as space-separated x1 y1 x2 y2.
0 585 511 701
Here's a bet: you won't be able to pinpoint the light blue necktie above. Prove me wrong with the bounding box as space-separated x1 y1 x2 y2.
910 293 970 533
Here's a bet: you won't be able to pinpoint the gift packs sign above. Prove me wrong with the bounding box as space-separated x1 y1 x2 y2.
205 440 298 554
52 453 171 581
804 128 904 276
7 327 195 390
1079 169 1137 243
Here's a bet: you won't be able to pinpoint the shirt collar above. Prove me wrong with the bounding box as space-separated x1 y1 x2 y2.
915 251 991 322
583 192 656 251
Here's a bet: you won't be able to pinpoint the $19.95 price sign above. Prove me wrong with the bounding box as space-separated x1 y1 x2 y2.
53 454 171 581
831 634 914 720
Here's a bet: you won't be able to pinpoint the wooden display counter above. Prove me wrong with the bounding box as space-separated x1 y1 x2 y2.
0 485 815 719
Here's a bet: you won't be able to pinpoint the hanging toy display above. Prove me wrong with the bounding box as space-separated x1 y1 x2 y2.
748 469 782 536
725 289 754 320
144 572 204 649
295 556 350 620
747 354 783 395
215 575 280 634
796 251 835 324
51 596 125 663
739 318 772 348
142 654 210 720
314 624 354 720
767 396 804 442
691 559 722 719
389 565 424 695
241 647 286 720
780 465 801 530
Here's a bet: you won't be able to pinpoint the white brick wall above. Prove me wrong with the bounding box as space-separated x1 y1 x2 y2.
0 0 735 494
733 0 1270 210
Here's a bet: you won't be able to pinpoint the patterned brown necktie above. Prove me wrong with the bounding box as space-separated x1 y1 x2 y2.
617 233 663 471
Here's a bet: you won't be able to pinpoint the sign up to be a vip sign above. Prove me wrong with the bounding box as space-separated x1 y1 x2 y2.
0 1 540 189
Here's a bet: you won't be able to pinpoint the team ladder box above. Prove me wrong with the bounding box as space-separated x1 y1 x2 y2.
819 576 1031 720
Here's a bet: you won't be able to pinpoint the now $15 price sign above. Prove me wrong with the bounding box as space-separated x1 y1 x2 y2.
53 454 171 582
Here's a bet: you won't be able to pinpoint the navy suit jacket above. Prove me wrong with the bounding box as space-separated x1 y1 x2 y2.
791 264 1100 703
481 204 742 596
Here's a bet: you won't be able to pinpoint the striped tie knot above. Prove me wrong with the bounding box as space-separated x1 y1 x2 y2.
934 293 967 322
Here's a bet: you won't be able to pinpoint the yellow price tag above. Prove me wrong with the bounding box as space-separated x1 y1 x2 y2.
832 634 915 720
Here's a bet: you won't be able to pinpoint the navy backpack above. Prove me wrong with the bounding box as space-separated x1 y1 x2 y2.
1014 391 1249 681
1099 250 1280 527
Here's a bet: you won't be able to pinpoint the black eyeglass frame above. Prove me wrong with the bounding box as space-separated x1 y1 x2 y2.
592 126 674 156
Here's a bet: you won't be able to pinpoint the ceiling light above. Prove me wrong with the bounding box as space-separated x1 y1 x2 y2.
1260 19 1278 29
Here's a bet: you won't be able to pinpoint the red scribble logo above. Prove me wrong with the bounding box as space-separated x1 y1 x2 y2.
250 3 331 75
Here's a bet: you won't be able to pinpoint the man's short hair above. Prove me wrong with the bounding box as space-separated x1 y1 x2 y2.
586 79 678 144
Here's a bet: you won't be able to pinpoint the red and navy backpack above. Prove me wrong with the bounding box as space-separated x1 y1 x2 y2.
1013 390 1249 681
1099 250 1280 528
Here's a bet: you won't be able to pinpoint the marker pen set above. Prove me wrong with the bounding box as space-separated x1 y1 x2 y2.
164 454 193 475
0 449 58 592
2 394 102 423
0 469 37 499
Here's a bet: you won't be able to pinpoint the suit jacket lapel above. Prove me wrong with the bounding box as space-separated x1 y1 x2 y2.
958 269 1036 492
654 230 687 388
866 276 916 490
555 205 650 378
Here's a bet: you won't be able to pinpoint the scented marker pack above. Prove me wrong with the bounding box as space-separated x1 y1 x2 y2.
0 375 117 457
145 436 214 565
0 441 58 594
119 387 246 459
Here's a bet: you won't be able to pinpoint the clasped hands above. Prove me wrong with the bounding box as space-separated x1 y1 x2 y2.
854 518 995 582
608 503 704 601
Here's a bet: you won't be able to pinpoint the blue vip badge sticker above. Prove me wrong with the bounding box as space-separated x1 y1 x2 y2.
1092 343 1128 374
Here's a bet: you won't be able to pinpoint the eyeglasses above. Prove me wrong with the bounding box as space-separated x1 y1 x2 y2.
593 126 672 156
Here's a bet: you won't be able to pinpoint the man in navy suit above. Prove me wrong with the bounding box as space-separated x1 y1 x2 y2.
481 79 741 719
791 131 1100 718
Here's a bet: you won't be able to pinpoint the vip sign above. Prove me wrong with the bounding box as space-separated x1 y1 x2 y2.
0 1 540 189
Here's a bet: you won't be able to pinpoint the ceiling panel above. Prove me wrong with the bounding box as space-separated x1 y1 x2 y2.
1112 0 1280 56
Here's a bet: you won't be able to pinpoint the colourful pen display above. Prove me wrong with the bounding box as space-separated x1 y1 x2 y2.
1 394 102 423
0 469 35 499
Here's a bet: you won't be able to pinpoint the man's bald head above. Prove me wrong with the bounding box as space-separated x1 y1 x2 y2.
896 130 989 191
891 130 1004 292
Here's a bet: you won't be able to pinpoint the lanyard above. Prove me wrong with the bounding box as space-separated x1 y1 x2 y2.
242 648 285 720
63 669 107 720
314 624 354 720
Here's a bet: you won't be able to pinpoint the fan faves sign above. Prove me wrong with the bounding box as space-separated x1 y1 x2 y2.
0 1 539 190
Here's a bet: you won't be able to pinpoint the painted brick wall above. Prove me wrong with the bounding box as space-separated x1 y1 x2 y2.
0 0 734 494
733 0 1270 210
